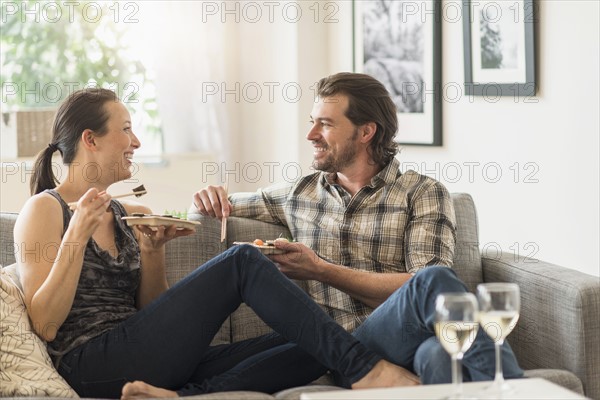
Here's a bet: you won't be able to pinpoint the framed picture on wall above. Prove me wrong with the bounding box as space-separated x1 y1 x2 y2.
463 0 536 96
353 0 442 146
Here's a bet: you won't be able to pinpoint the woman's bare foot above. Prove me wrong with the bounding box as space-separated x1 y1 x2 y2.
351 359 420 389
121 381 178 399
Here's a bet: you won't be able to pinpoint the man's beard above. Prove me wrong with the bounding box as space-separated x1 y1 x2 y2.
312 128 360 173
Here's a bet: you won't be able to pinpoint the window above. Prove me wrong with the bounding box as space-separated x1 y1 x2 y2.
0 0 163 156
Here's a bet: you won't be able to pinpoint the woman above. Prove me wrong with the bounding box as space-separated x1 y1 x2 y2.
14 88 418 399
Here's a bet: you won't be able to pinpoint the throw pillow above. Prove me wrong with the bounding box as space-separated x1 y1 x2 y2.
0 264 79 397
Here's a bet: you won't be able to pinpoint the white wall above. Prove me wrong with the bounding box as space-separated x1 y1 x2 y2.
232 2 332 192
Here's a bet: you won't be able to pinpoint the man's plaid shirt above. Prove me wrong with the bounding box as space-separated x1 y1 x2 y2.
230 158 456 332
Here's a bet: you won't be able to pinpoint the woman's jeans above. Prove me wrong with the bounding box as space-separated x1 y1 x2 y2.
57 245 381 398
352 266 523 384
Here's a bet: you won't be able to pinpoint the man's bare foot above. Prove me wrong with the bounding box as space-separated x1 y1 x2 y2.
121 381 178 399
351 360 420 389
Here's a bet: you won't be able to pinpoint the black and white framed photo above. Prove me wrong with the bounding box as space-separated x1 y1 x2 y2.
353 0 442 146
463 0 536 96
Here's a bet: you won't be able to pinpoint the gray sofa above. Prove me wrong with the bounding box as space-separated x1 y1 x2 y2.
1 193 598 399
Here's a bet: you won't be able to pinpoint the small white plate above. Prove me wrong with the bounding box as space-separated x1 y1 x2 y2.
232 242 287 255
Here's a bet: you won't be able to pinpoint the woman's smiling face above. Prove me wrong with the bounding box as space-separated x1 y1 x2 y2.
92 101 141 184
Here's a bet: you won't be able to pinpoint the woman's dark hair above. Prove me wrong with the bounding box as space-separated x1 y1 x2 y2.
315 72 399 167
30 88 118 195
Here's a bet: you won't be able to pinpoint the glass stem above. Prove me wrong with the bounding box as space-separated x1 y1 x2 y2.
494 341 504 385
452 354 463 395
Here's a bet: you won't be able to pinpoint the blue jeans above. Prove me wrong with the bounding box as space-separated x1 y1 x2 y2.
57 245 380 398
352 266 524 384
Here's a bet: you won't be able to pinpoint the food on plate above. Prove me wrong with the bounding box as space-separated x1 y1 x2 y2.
233 238 291 255
266 237 290 245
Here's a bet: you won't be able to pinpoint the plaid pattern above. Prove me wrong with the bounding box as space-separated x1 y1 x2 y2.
230 158 456 331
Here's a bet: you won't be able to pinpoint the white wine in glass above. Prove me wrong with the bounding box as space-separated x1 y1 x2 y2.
435 322 479 356
477 283 520 395
435 293 479 399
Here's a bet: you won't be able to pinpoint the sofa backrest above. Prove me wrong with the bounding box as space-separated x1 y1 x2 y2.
0 193 483 291
451 193 483 291
163 216 225 286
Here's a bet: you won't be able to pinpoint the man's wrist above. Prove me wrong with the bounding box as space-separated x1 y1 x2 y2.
317 260 342 284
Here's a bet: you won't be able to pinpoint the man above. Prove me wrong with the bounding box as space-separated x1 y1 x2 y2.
193 72 523 384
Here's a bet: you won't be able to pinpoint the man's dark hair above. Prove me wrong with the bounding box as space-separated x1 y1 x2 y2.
315 72 399 167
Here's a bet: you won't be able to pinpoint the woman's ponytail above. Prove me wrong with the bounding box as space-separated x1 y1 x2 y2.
30 143 60 195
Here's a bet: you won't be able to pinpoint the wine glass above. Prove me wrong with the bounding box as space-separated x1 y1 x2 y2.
476 283 520 394
435 293 479 399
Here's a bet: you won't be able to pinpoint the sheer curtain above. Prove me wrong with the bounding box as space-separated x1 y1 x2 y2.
135 1 232 160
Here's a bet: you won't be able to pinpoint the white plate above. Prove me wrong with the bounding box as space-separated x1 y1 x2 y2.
232 242 287 255
121 216 200 230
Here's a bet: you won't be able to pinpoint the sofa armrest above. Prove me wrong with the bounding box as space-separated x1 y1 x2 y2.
482 253 599 399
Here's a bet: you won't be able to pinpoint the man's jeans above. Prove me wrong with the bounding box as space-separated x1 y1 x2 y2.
353 266 524 384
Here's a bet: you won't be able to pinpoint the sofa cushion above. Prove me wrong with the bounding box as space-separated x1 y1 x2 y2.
0 264 78 398
165 215 225 286
230 303 274 343
0 212 18 267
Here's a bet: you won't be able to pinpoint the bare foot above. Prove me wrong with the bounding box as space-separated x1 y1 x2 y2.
121 381 178 399
351 360 420 389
